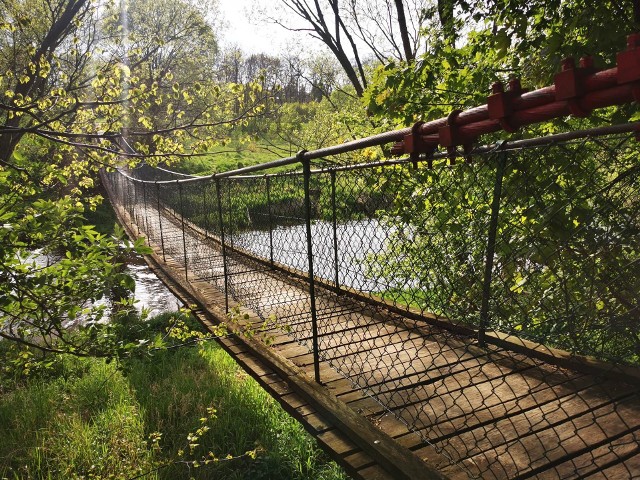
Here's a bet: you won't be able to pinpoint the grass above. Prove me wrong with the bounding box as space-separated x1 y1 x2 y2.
0 313 348 480
171 139 296 176
0 357 151 480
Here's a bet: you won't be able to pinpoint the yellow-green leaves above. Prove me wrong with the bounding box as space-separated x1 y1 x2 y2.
510 272 526 294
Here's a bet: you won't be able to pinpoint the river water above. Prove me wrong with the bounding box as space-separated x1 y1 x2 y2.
234 218 394 292
125 254 183 317
122 219 390 319
26 249 182 324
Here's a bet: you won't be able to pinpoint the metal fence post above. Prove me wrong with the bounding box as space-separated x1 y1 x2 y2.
126 179 132 219
178 180 188 279
301 151 321 384
266 175 274 266
330 169 341 294
156 182 166 262
133 181 139 234
215 177 229 314
479 148 507 347
142 181 148 236
227 179 234 249
202 183 209 235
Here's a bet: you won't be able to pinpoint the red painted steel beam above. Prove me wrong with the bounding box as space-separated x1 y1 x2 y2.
393 33 640 156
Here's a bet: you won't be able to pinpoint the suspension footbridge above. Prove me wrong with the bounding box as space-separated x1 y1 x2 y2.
101 43 640 478
103 124 640 479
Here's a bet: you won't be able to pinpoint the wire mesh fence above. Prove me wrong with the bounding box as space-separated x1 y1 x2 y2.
103 125 640 479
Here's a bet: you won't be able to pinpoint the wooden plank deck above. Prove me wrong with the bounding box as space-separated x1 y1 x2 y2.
107 188 640 480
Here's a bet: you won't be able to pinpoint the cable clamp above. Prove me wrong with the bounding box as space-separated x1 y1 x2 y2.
554 57 597 117
439 110 475 164
403 121 436 167
487 79 525 132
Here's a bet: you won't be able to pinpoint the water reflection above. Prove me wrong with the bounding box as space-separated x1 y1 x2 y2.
27 249 182 323
234 219 393 292
125 254 183 317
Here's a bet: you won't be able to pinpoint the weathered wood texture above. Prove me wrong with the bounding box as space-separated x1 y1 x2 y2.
106 184 640 480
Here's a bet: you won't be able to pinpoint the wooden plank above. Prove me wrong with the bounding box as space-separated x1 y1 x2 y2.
128 222 453 479
301 410 335 433
589 449 640 480
394 372 594 448
342 361 539 422
340 347 524 414
341 344 516 403
285 330 483 390
355 464 404 480
534 430 640 479
109 191 640 480
445 392 640 479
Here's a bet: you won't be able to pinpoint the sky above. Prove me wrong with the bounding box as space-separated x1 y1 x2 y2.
216 0 320 55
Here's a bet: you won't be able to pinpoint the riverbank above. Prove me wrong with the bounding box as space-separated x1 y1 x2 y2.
0 312 347 480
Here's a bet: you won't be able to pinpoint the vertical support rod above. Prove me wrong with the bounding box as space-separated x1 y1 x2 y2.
215 178 229 314
302 152 321 384
202 183 209 236
133 181 139 234
142 181 149 236
266 175 274 266
126 180 132 219
156 182 166 262
227 179 234 249
178 180 188 280
330 169 340 294
479 150 507 347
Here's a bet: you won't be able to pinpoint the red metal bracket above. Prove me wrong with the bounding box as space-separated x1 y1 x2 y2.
403 121 426 155
617 33 640 103
403 120 437 167
440 110 475 164
487 79 524 132
617 33 640 84
390 141 405 156
439 109 463 147
554 57 597 117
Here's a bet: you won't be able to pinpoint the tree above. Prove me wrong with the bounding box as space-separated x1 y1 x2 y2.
0 0 265 358
0 0 95 167
395 0 417 61
267 0 432 96
343 0 429 63
272 0 368 96
108 0 221 151
436 0 456 45
217 46 244 84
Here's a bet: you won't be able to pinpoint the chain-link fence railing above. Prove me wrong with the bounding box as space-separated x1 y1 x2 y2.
103 124 640 479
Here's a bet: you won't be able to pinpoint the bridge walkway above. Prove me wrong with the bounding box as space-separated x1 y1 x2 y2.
108 183 640 480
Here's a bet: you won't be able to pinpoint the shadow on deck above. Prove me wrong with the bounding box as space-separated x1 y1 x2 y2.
107 188 640 480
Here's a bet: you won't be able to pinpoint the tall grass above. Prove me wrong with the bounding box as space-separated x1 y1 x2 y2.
0 357 152 479
0 316 347 480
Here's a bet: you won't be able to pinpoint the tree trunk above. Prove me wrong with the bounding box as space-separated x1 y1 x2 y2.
0 130 24 167
394 0 414 62
0 0 89 166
